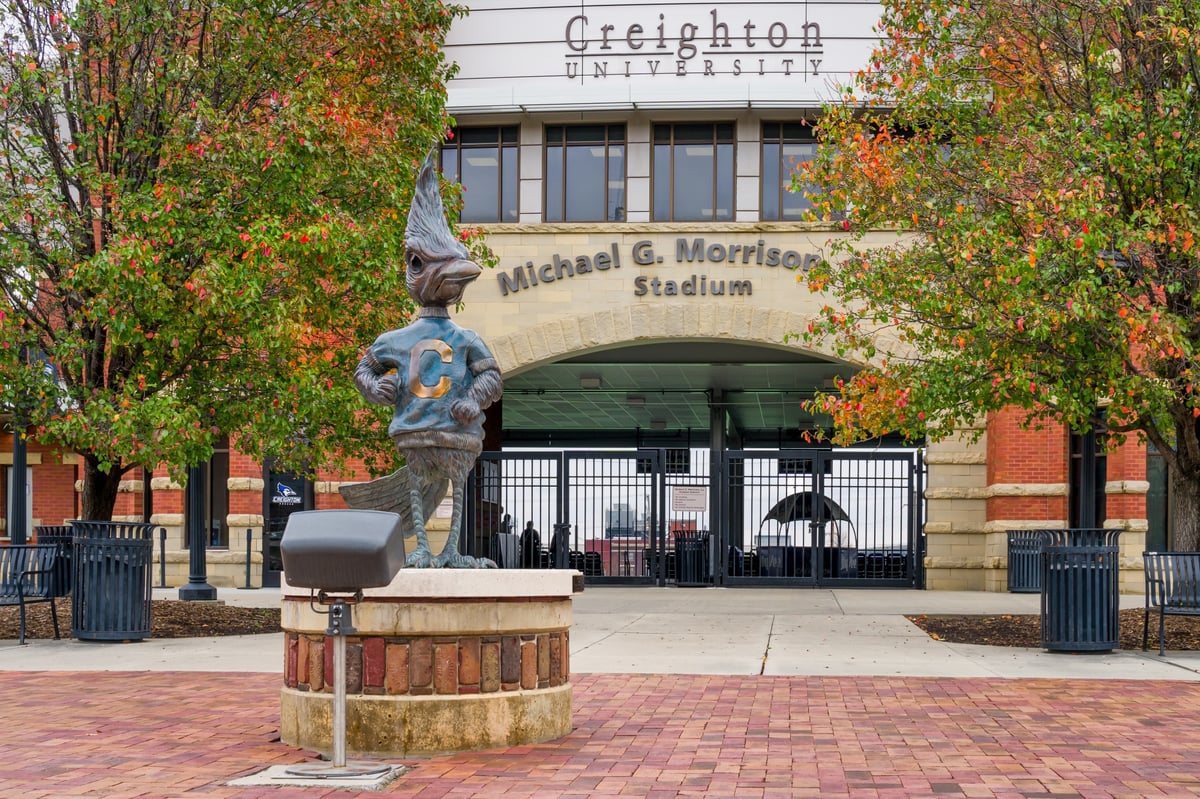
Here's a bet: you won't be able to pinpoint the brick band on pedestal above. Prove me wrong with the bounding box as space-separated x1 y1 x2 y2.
284 629 569 695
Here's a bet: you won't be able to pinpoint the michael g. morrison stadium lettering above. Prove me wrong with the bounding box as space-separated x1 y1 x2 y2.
497 238 821 298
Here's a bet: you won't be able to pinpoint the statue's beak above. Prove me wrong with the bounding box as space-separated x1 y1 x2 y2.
431 259 482 305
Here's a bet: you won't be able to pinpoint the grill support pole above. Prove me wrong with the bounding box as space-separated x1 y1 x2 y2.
286 594 393 780
179 465 216 601
331 603 349 769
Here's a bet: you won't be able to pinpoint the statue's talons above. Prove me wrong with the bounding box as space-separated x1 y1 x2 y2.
405 547 435 568
434 552 497 569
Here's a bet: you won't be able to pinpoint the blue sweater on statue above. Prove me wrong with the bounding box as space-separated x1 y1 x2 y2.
355 309 500 455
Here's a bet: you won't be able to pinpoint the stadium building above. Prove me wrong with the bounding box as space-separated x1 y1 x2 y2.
1 0 1157 591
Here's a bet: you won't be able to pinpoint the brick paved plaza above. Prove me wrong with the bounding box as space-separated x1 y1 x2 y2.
2 671 1199 798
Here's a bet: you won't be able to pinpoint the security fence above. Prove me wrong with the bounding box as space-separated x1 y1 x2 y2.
465 447 925 588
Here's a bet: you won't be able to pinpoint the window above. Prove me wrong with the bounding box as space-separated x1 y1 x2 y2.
545 125 625 222
652 123 734 221
184 438 229 549
637 449 691 475
1068 423 1107 529
209 442 230 548
762 122 817 221
441 126 518 223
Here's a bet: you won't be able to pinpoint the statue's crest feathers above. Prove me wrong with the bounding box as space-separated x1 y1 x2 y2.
405 152 468 260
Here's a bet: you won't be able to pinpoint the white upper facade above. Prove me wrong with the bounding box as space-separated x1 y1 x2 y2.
443 0 882 114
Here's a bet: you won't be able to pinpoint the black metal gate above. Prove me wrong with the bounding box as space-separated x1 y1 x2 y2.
464 447 924 588
720 449 924 587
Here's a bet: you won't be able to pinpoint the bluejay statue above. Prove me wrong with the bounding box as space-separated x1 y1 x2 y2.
342 153 503 568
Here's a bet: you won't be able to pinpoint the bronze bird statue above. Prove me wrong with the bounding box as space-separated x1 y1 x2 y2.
342 153 503 568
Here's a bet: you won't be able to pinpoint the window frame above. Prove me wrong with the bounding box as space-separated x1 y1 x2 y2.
1068 423 1107 529
651 122 736 222
440 126 520 224
544 124 627 223
761 121 818 222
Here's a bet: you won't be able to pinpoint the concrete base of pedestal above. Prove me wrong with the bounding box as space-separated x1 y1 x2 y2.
280 570 576 757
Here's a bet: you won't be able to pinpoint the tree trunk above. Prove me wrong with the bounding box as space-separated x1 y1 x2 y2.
79 457 124 521
1170 467 1200 552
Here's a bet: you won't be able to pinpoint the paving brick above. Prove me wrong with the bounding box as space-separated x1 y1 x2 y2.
296 633 308 687
345 641 362 693
480 638 501 693
549 632 562 686
459 636 481 687
410 636 433 688
434 641 458 694
322 634 333 691
362 636 385 688
384 641 409 695
307 635 323 692
537 633 550 683
5 672 1200 798
520 639 538 689
501 634 521 685
284 633 298 689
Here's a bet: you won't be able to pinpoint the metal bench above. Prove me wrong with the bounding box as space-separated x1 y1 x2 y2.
1143 551 1200 655
0 544 63 645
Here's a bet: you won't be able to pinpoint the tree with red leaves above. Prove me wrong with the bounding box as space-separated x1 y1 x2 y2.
803 0 1200 547
0 0 481 519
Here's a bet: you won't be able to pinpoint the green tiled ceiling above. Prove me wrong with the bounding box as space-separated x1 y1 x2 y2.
501 341 856 440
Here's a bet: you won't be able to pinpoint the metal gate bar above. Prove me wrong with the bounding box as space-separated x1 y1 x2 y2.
563 451 660 584
721 449 923 588
466 452 562 569
465 447 924 588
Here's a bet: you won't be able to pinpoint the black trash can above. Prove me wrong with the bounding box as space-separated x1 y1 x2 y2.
550 523 571 569
34 525 74 598
69 520 156 641
1007 530 1043 593
675 532 710 586
1039 528 1122 652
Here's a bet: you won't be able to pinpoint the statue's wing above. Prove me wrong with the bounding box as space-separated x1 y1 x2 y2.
339 467 448 536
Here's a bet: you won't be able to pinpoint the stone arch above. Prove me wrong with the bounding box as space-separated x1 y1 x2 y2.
485 304 854 376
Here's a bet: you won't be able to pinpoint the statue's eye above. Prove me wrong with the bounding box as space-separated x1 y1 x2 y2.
408 254 423 273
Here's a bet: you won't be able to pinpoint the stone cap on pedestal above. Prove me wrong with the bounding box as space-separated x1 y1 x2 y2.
281 568 578 601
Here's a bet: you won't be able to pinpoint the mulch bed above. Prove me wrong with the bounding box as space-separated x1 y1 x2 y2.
908 607 1200 651
0 598 281 640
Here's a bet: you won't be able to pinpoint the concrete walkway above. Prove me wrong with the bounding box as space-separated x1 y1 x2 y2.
3 586 1200 798
2 585 1197 680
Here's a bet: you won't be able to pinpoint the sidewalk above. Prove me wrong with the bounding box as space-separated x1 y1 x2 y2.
2 587 1200 798
2 585 1198 680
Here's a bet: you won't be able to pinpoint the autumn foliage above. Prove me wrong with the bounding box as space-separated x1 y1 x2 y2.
0 0 469 519
801 0 1200 546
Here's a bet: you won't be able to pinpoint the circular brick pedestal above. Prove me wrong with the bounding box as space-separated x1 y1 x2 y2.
280 570 575 757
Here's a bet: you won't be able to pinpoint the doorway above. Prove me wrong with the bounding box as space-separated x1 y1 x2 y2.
464 446 924 587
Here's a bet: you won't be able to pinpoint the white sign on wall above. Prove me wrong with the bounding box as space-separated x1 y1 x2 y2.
672 486 708 513
444 0 882 112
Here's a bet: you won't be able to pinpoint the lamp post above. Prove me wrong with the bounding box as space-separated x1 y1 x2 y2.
1076 250 1125 530
178 464 216 600
7 346 30 545
7 419 28 546
1077 417 1098 529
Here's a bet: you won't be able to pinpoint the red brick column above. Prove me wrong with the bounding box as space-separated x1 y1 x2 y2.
284 630 570 695
986 408 1069 526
